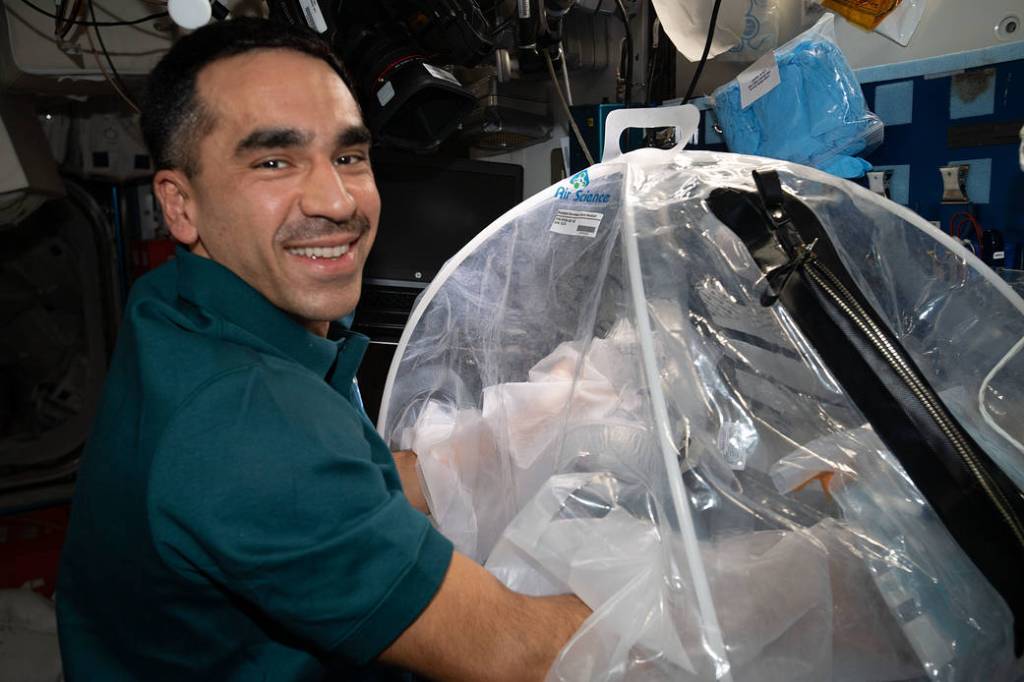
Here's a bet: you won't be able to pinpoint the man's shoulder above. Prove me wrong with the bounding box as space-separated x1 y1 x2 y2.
165 358 351 443
118 264 298 385
102 266 336 447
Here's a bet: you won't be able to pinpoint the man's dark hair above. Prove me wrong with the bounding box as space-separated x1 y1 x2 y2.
141 18 353 177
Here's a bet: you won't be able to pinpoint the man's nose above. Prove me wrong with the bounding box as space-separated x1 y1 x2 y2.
300 160 357 222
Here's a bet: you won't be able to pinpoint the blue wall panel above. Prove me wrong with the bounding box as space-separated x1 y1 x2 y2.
859 58 1024 267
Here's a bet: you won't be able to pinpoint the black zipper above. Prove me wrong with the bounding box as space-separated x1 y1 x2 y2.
803 258 1024 550
708 170 1024 653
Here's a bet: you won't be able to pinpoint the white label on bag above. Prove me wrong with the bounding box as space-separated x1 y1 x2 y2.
550 209 603 238
297 0 327 33
738 52 781 109
424 63 460 87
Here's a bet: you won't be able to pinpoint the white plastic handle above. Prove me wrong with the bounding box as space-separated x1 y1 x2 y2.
601 104 701 163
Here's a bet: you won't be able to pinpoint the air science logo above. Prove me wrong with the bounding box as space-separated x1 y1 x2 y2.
555 169 610 204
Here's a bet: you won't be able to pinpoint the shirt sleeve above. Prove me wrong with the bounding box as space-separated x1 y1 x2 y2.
148 363 453 664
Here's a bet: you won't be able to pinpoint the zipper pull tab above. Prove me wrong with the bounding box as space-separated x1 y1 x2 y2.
761 238 819 306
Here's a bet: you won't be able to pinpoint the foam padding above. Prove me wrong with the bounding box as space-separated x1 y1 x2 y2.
873 80 914 126
949 68 996 119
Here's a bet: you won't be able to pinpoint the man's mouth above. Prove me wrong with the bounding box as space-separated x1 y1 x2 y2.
285 243 351 259
279 215 369 262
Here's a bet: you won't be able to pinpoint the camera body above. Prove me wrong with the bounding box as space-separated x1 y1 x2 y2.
268 0 494 151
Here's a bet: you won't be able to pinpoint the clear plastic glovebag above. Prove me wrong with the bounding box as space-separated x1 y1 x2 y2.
378 115 1024 680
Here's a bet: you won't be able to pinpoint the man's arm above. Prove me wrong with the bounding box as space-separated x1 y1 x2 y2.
379 551 591 682
392 449 429 515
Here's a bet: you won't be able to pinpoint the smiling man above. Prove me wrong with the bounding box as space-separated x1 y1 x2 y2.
56 18 588 682
159 45 379 336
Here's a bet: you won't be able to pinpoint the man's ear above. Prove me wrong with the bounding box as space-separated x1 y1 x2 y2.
153 170 199 246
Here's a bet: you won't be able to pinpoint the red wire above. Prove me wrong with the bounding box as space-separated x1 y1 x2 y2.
948 211 983 246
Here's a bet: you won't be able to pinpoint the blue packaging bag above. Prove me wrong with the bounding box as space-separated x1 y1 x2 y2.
712 15 883 178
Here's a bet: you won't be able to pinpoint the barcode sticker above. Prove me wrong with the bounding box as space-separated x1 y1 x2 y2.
737 51 781 109
550 209 603 238
297 0 327 33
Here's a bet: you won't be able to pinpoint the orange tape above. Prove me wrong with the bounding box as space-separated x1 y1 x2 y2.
793 471 835 500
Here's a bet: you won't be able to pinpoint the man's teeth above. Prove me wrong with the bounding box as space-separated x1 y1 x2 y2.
287 244 350 259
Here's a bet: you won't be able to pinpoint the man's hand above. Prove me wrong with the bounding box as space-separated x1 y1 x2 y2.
380 552 592 682
392 450 430 515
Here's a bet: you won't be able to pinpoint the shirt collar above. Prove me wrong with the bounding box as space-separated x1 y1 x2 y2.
174 246 364 381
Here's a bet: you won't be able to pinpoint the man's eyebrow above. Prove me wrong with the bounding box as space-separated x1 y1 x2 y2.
336 125 372 148
234 128 313 156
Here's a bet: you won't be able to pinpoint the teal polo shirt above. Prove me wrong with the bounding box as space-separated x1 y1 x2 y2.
57 248 452 681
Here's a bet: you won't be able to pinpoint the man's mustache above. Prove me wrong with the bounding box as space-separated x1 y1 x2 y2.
276 214 370 244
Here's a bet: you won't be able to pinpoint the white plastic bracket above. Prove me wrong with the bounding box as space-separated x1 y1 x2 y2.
601 105 701 163
939 164 969 204
866 170 892 198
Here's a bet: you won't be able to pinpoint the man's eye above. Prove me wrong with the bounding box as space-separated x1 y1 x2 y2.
256 159 289 170
335 154 366 166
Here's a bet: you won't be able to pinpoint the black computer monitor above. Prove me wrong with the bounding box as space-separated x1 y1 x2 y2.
364 151 525 285
354 153 524 423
